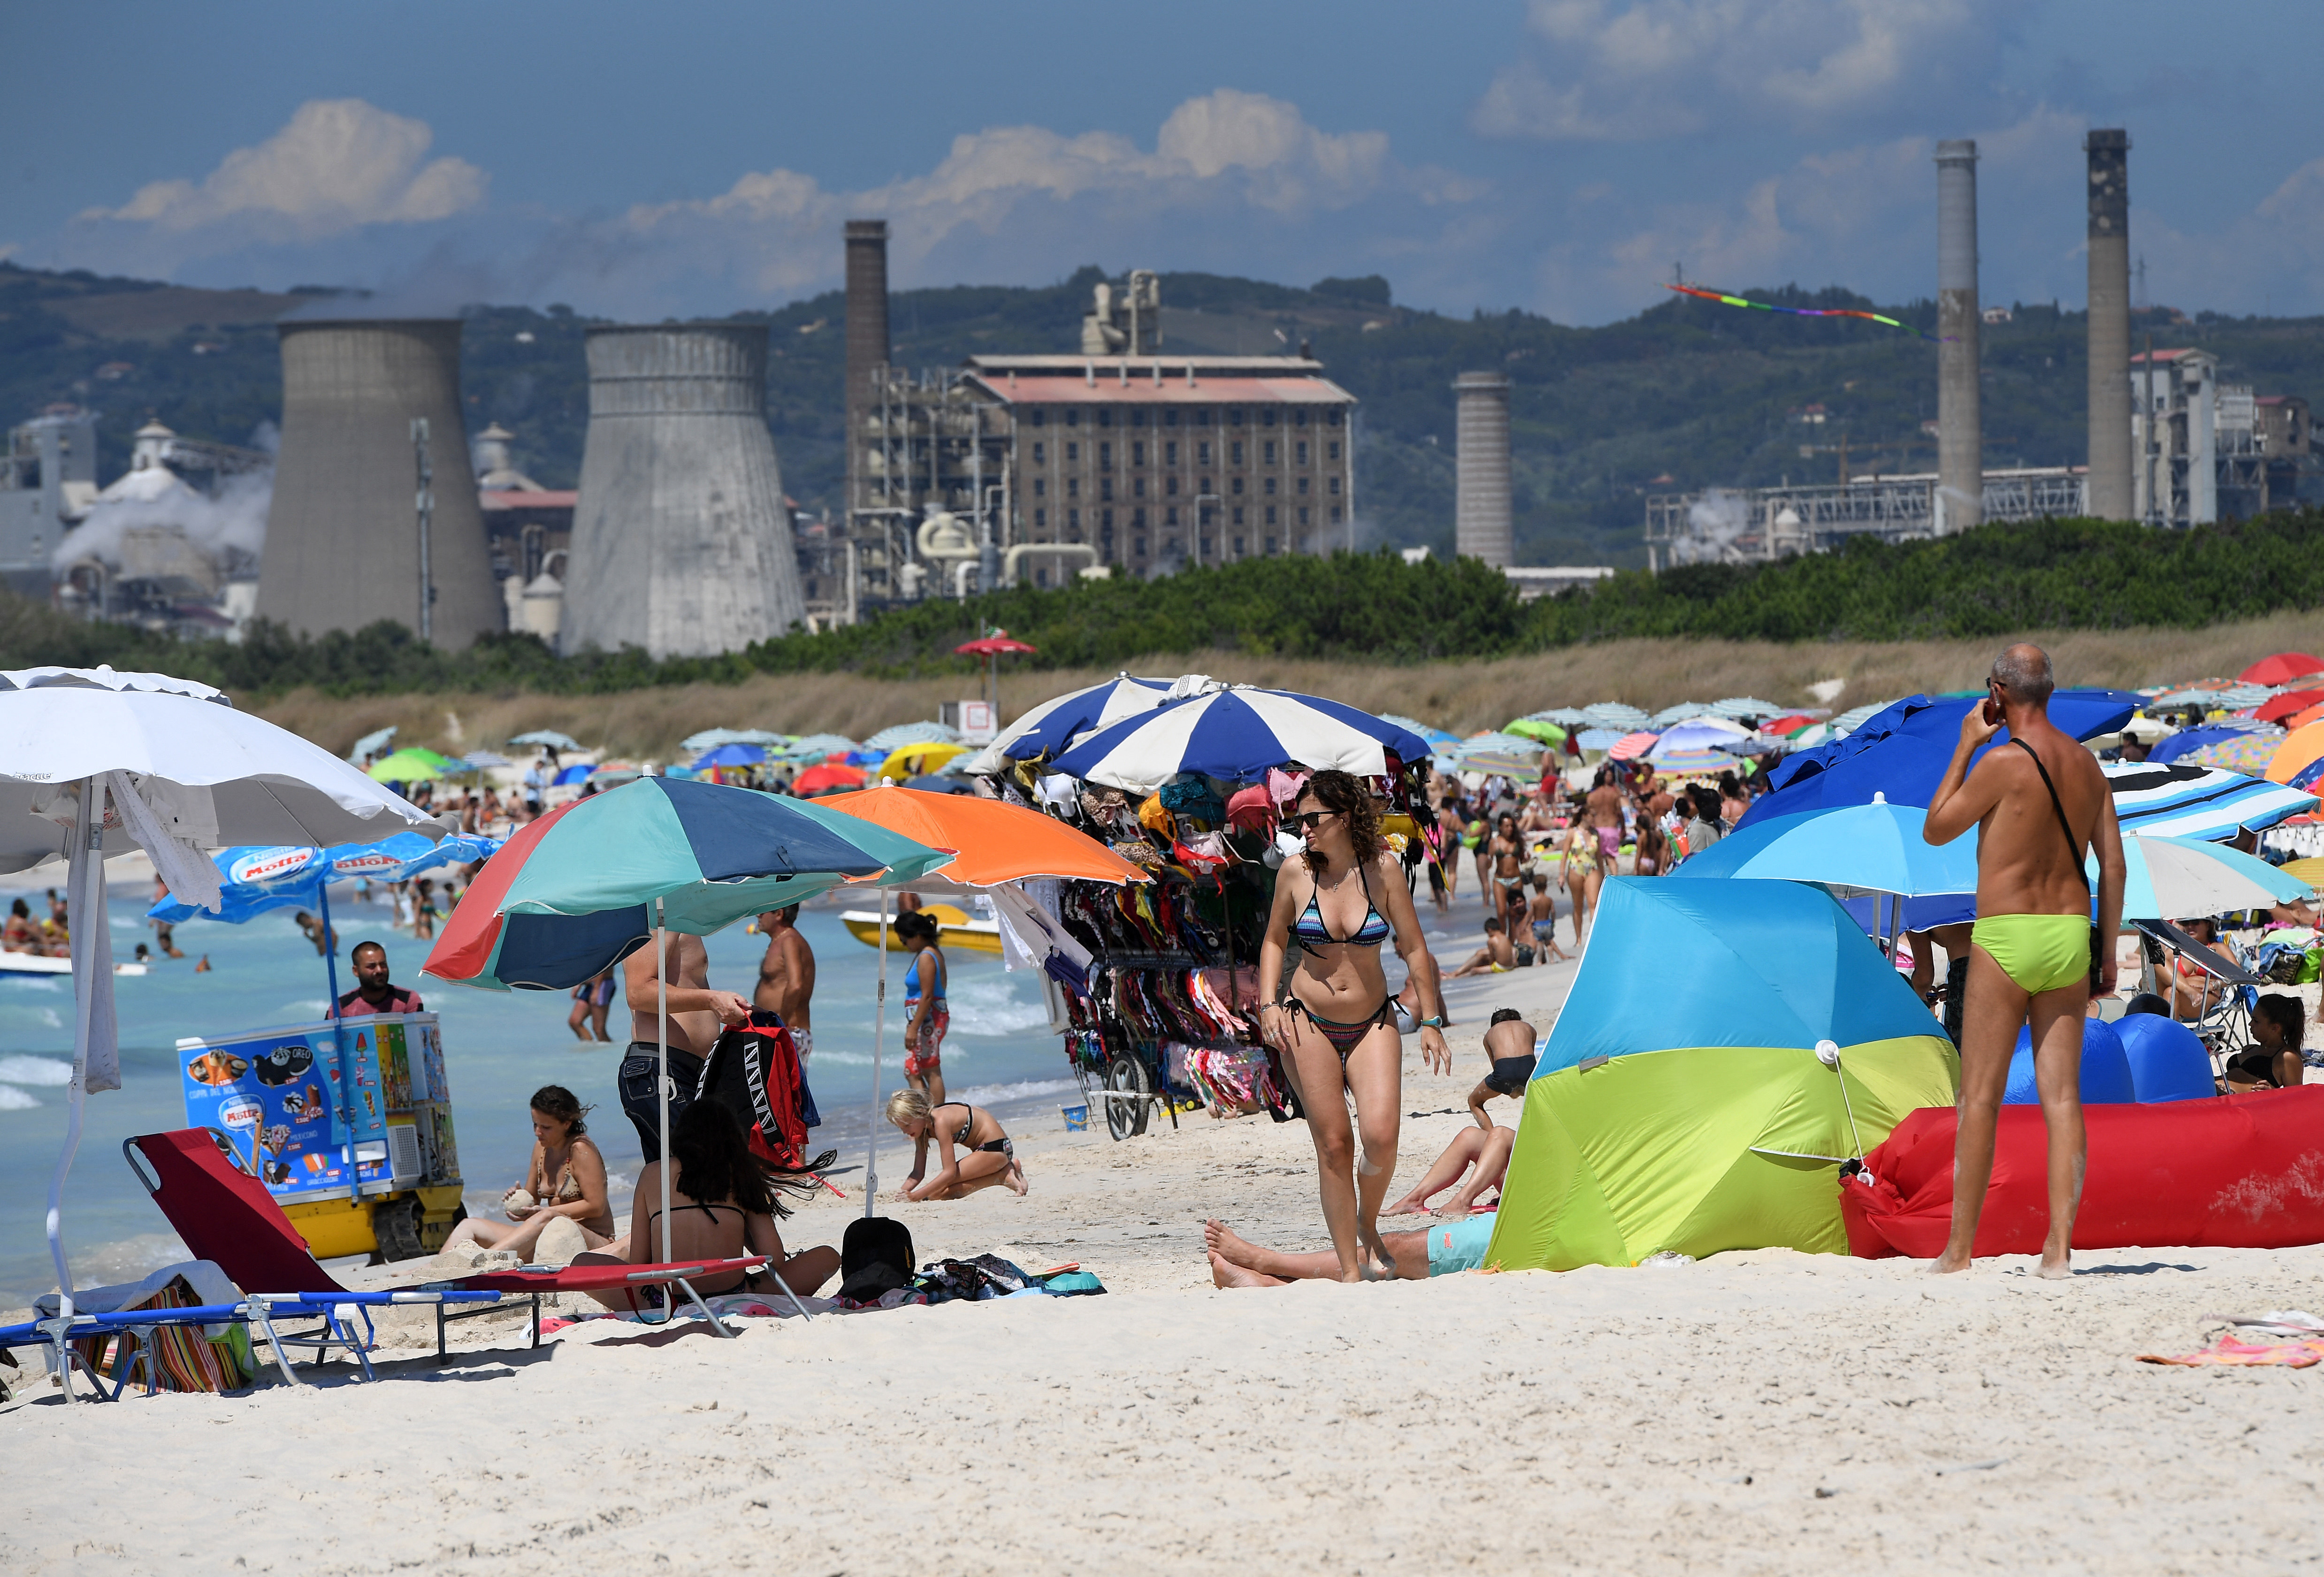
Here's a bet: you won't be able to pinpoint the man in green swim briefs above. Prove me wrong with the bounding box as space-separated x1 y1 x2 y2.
1923 643 2125 1280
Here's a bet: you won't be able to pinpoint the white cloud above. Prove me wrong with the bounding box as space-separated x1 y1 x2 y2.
79 99 486 238
1476 0 2011 142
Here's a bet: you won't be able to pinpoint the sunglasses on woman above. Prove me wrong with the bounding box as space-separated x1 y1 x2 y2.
1290 810 1336 832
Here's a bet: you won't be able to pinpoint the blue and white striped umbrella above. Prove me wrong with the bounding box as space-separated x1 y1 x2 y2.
1650 702 1716 727
1529 708 1593 727
984 674 1179 766
1711 696 1786 720
2106 761 2316 842
1050 688 1430 793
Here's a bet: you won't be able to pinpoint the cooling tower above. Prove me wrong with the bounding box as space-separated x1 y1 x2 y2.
561 324 805 658
1934 140 1982 535
2086 129 2133 520
1453 371 1513 567
845 220 891 512
256 320 502 646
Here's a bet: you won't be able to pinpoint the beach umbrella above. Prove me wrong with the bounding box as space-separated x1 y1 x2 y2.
962 674 1181 771
956 631 1038 728
1761 713 1819 735
691 742 768 771
1656 717 1751 751
1573 728 1626 753
794 762 869 795
1529 708 1593 727
1710 697 1785 720
2181 732 2283 776
2108 832 2314 922
510 730 582 751
0 664 439 1336
2257 689 2324 724
1382 713 1464 752
1050 687 1429 793
552 764 592 787
1769 689 2141 799
1485 878 1957 1272
1609 731 1659 762
1828 701 1890 733
589 761 644 788
424 776 949 1260
681 727 789 754
1650 702 1715 727
2150 723 2272 766
1582 701 1651 729
780 733 862 762
347 725 398 763
2268 721 2324 784
2242 652 2324 687
863 720 962 753
878 740 970 783
461 750 512 770
818 785 1145 1212
1502 717 1568 745
2107 760 2318 842
1675 796 1980 903
366 747 460 783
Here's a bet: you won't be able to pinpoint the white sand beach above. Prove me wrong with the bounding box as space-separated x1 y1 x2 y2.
6 958 2323 1573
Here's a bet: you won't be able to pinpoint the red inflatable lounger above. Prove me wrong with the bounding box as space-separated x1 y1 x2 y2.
1841 1086 2324 1259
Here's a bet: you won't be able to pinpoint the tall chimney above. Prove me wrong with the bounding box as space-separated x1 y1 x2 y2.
844 220 891 522
1934 140 1981 534
2085 130 2133 520
1453 371 1514 568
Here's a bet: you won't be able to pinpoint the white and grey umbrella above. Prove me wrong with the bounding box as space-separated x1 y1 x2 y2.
0 666 438 1323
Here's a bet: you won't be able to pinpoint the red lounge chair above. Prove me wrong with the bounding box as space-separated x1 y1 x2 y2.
126 1129 802 1358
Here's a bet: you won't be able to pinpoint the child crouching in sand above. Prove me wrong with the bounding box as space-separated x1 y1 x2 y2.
886 1090 1028 1201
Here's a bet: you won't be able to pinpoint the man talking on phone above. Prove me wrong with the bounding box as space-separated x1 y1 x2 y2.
1922 644 2125 1278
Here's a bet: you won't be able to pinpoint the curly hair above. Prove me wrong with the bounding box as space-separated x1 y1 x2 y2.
1301 768 1384 872
529 1084 591 1137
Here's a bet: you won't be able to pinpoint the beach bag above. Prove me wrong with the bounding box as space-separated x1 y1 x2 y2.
696 1011 819 1170
838 1217 916 1302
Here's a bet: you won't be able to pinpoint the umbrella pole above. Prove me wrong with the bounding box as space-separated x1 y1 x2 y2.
45 776 104 1341
319 879 358 1205
657 897 671 1265
865 887 890 1218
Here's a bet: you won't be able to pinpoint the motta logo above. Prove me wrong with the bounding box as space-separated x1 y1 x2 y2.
331 853 404 875
228 847 316 884
218 1096 263 1130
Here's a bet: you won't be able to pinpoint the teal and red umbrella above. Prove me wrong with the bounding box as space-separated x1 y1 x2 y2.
424 776 952 991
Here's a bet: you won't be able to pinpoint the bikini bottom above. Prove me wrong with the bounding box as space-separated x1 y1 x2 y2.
1284 995 1395 1062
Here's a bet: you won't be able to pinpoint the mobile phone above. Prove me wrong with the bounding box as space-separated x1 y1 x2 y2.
1981 696 2002 726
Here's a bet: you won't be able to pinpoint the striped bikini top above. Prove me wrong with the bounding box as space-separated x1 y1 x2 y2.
1294 864 1390 953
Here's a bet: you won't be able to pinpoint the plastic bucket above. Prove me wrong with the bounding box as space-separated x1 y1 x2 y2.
1060 1103 1089 1132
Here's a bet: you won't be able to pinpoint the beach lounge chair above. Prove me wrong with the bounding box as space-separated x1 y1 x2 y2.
126 1129 801 1364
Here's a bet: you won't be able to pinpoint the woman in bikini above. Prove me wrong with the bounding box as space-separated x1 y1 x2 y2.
1257 769 1451 1283
898 911 950 1117
885 1089 1029 1200
578 1099 839 1302
1558 824 1599 944
441 1085 616 1262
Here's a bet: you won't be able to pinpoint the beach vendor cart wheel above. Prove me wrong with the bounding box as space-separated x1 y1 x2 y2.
1103 1054 1151 1142
371 1196 426 1263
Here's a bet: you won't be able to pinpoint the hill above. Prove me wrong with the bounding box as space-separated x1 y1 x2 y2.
9 259 2324 567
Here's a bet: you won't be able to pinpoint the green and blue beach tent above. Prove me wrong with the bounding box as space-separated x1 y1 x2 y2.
1484 877 1958 1272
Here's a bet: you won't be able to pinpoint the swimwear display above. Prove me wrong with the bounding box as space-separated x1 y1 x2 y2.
1425 1213 1495 1275
1484 1053 1537 1096
1972 914 2092 995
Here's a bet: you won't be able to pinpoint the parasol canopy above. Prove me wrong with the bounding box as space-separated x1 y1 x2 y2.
2240 652 2324 687
1050 687 1429 793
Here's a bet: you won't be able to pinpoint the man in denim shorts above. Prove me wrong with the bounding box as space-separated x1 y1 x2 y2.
618 932 750 1162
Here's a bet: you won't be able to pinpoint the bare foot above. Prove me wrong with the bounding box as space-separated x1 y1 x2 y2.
1382 1196 1433 1218
1209 1249 1283 1289
1434 1200 1472 1222
1359 1222 1398 1279
1203 1219 1268 1272
1928 1250 1972 1275
1006 1160 1029 1196
2034 1253 2072 1280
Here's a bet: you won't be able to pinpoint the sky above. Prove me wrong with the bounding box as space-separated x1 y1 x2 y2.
6 1 2323 326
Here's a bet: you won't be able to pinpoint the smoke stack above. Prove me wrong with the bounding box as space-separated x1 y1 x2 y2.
1453 371 1513 568
256 320 501 646
2085 129 2133 520
845 220 891 518
1934 140 1981 535
562 324 805 658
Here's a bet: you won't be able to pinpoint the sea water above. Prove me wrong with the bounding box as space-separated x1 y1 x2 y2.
0 884 1070 1309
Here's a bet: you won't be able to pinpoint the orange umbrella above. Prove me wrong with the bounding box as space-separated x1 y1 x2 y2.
2267 720 2324 784
818 785 1147 885
2288 701 2324 733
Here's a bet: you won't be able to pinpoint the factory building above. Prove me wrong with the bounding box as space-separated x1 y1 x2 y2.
0 408 99 598
2132 349 2310 526
808 228 1357 624
473 422 577 644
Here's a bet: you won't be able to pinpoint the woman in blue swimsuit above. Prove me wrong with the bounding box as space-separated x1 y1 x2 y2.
1258 769 1451 1283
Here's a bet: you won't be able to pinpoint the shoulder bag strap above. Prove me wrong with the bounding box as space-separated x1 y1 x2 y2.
2013 739 2091 893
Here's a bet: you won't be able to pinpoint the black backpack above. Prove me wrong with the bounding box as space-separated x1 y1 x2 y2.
838 1217 915 1302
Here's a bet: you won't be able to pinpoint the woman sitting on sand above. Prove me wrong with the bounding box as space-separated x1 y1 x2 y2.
886 1090 1029 1200
1258 769 1451 1284
442 1086 615 1263
577 1100 838 1301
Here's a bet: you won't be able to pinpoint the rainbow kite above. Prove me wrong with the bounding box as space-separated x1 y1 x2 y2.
1663 283 1942 341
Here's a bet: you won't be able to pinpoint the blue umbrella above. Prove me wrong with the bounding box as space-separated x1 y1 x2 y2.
1676 797 1980 947
2148 724 2271 766
691 742 768 770
1772 689 2142 793
552 763 593 786
1050 688 1431 792
997 675 1179 762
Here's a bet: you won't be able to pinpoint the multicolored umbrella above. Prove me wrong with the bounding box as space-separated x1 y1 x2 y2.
423 776 951 992
2181 732 2283 776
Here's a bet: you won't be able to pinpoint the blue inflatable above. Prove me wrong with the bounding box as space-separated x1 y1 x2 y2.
2110 1013 2218 1103
2005 1018 2136 1105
